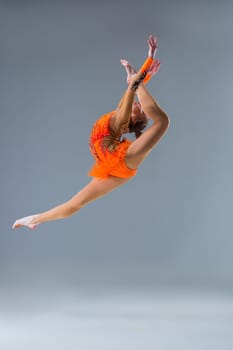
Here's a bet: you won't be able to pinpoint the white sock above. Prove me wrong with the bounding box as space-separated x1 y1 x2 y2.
12 214 40 230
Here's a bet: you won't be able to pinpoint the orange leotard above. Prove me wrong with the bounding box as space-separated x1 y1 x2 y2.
88 57 154 179
88 111 136 179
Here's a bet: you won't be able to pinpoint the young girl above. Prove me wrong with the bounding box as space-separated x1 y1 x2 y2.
12 35 170 230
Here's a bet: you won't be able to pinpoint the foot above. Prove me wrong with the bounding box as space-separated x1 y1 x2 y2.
12 214 40 230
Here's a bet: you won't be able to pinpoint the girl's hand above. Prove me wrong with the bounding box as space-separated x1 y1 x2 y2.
147 35 158 58
120 58 161 84
128 69 147 91
120 59 137 84
148 59 161 76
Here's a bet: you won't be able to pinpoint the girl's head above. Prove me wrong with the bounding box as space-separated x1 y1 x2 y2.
129 101 148 138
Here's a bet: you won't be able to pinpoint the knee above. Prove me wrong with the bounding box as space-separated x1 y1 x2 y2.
162 114 170 129
66 204 81 217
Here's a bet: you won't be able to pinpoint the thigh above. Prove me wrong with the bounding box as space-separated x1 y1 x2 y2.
69 176 129 208
125 122 168 169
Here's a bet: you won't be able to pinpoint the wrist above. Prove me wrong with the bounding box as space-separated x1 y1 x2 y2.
130 71 146 92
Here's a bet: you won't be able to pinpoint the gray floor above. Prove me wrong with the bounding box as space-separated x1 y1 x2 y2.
1 287 233 350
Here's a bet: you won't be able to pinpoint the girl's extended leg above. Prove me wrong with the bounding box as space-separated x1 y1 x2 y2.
12 176 128 229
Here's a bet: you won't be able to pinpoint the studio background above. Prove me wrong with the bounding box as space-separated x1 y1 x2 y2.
1 0 233 293
1 1 233 348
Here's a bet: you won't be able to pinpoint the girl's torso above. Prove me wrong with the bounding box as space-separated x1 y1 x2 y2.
89 111 123 153
88 111 136 179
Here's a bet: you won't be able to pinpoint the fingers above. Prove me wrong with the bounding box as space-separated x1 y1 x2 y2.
120 59 137 82
147 34 158 58
149 59 161 73
148 34 158 47
120 59 131 80
120 59 136 72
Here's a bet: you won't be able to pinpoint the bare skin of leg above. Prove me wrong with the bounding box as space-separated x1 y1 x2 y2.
13 93 169 229
13 109 167 230
13 176 129 227
125 116 169 169
13 72 142 229
13 92 169 230
121 61 170 169
13 35 169 230
28 101 168 229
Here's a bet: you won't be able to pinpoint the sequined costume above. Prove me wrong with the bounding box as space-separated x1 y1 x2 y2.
88 56 154 179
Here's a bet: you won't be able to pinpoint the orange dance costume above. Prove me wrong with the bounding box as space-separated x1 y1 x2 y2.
88 57 154 179
89 111 136 179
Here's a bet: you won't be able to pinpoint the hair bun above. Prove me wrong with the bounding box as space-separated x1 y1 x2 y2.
135 130 143 139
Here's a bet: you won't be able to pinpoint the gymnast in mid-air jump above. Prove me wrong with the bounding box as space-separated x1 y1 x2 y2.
12 35 170 230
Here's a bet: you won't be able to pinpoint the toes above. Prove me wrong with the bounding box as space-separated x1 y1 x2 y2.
12 222 21 229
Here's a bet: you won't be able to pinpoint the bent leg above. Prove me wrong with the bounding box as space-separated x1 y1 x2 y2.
125 119 169 169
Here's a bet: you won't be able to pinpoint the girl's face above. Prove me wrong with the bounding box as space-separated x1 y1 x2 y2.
122 102 148 135
130 101 142 124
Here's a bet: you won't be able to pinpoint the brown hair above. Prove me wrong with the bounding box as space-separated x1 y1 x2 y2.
129 116 148 138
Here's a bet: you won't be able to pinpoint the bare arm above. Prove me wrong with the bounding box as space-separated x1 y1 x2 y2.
111 35 158 135
120 35 168 123
116 91 127 110
122 62 169 124
110 70 146 136
111 87 135 134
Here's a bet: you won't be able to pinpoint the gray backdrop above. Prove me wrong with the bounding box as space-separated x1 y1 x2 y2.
1 0 233 294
